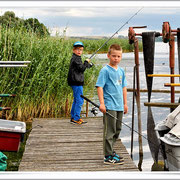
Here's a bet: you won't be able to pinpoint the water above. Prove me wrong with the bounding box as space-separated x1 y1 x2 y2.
85 42 180 171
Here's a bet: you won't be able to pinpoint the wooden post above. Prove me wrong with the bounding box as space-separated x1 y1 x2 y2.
86 101 88 117
65 98 69 117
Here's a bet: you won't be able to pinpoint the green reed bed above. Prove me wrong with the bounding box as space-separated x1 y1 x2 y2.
0 27 101 121
0 27 140 121
81 38 142 54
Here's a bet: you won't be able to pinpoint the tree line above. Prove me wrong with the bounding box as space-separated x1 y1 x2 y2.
0 11 50 37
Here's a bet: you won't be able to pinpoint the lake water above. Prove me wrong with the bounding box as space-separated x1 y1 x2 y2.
85 42 180 171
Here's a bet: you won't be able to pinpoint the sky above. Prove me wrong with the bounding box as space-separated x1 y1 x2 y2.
1 1 180 37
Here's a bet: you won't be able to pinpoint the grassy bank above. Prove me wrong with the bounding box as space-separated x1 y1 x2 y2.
0 27 141 121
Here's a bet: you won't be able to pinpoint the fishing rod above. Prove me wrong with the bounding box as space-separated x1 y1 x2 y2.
81 95 179 164
89 7 144 60
81 95 148 140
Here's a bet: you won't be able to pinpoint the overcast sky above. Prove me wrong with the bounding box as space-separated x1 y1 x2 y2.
1 1 180 37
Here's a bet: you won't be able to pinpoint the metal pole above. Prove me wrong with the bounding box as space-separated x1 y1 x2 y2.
0 61 31 64
169 35 175 112
177 29 180 79
134 38 143 171
0 61 31 67
130 65 136 159
0 65 28 67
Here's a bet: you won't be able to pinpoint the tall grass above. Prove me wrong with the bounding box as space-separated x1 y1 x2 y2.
0 27 102 121
0 26 138 121
81 38 142 54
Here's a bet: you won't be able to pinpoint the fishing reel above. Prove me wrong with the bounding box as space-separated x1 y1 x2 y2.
91 107 98 116
89 62 94 68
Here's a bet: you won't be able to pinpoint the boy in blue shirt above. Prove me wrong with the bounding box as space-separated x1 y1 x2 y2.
96 44 128 164
67 41 92 125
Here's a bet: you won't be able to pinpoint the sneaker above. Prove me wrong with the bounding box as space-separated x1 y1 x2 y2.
113 151 124 161
112 156 124 165
70 119 83 125
104 155 114 164
104 155 124 165
79 119 87 124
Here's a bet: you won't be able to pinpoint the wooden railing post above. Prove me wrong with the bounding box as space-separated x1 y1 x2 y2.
86 101 88 117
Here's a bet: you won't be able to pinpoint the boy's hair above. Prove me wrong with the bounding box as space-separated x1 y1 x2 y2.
108 44 122 54
73 46 84 50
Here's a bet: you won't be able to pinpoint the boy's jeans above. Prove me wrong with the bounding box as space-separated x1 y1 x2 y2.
103 110 123 156
71 86 84 121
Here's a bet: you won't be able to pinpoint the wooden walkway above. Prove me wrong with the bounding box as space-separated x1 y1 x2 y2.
19 117 138 171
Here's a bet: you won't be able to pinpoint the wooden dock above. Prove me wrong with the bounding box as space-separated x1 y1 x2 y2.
19 117 138 171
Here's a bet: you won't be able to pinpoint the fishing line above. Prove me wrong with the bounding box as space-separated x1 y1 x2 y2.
81 95 180 164
26 125 43 134
89 7 144 60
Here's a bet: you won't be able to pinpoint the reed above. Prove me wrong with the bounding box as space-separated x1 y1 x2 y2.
0 27 101 120
0 26 137 121
81 38 142 54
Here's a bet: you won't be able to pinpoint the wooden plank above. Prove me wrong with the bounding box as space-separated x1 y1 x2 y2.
19 118 138 171
164 83 180 87
127 88 180 93
148 74 180 77
144 102 180 108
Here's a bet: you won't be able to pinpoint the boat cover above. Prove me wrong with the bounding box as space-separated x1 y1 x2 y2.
155 105 180 131
165 105 180 129
159 105 180 143
0 119 26 133
169 121 180 139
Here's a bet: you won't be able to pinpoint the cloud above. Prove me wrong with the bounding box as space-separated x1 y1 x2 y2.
49 26 103 37
0 7 140 18
1 6 180 19
1 5 180 37
141 7 180 15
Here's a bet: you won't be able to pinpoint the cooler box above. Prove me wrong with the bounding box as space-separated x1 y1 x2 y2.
0 119 26 152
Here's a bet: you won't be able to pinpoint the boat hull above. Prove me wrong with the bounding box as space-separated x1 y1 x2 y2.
160 136 180 171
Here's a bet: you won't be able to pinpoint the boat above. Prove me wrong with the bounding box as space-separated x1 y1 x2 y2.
0 119 26 152
155 105 180 171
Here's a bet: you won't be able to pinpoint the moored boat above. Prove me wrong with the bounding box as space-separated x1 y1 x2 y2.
155 105 180 171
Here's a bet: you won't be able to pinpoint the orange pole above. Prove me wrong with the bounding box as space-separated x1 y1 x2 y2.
169 35 175 104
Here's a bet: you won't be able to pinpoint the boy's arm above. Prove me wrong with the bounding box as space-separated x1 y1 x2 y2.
123 86 128 114
97 87 106 113
74 57 90 72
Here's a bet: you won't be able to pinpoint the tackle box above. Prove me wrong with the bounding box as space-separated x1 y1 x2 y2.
0 119 26 152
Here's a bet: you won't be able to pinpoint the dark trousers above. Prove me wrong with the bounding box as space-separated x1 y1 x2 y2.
103 110 123 156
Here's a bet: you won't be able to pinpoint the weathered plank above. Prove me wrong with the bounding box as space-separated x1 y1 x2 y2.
19 117 138 171
144 102 180 108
